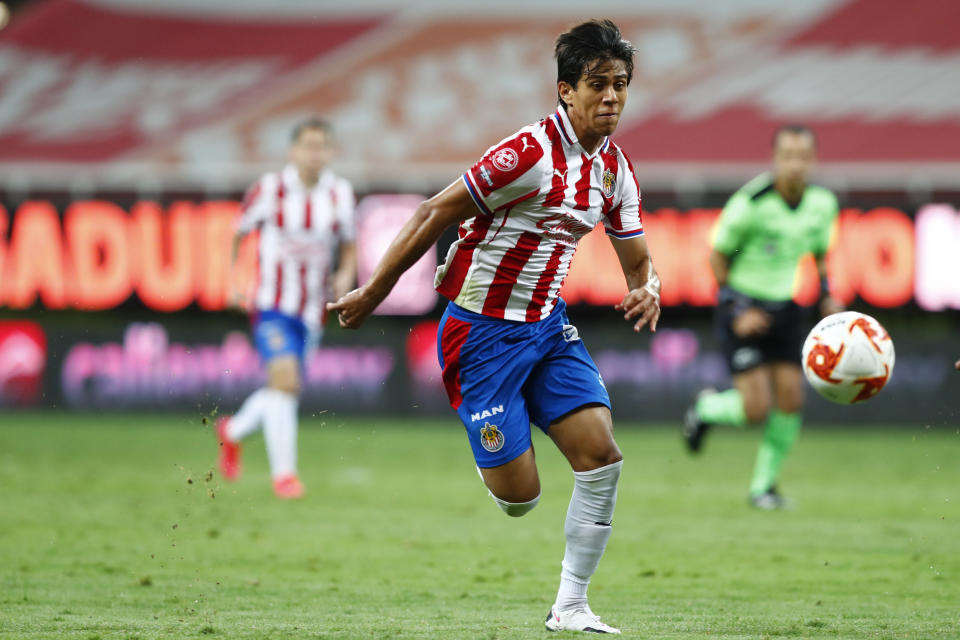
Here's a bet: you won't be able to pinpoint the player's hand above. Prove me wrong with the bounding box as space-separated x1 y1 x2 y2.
732 307 772 338
615 286 660 333
819 295 844 317
326 286 381 329
955 358 960 371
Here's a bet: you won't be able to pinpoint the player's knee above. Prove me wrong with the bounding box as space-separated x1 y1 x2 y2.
268 369 301 395
270 379 301 395
490 491 540 517
569 448 622 473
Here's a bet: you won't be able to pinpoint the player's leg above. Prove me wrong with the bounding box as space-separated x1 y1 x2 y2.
217 315 282 480
749 362 804 507
261 354 304 498
684 306 768 452
437 303 542 516
525 309 621 633
543 406 622 634
477 446 541 515
749 304 808 508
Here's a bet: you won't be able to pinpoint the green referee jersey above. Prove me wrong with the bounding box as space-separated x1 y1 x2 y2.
713 173 839 302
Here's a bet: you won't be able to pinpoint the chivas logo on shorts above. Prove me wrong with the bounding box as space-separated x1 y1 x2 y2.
479 422 505 453
491 148 519 172
601 169 616 198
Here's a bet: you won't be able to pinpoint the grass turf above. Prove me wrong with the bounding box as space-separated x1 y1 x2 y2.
0 413 958 639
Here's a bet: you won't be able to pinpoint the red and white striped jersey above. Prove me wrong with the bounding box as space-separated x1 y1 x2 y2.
435 106 643 322
237 164 355 331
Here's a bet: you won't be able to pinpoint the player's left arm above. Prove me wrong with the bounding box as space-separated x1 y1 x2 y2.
816 194 843 316
815 252 843 316
611 235 660 333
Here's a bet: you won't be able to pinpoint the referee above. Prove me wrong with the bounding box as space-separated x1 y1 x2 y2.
683 124 842 509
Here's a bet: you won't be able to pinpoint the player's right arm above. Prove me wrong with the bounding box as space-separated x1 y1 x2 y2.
327 179 480 329
712 191 770 337
229 175 276 309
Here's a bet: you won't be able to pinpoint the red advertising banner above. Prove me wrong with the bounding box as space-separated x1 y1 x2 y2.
0 320 47 406
1 197 958 313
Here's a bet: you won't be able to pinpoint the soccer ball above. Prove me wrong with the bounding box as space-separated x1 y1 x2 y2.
801 311 895 404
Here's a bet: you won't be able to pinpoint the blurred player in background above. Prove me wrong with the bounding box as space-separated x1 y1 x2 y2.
683 124 842 510
329 19 659 634
217 118 356 499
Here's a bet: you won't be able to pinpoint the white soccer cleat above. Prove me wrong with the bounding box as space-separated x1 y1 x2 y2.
545 605 621 634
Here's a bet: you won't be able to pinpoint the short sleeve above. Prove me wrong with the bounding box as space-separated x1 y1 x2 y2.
712 192 752 255
336 179 356 244
604 149 644 240
236 174 276 234
462 131 545 215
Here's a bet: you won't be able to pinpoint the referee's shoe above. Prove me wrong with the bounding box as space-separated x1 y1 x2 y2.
682 388 716 454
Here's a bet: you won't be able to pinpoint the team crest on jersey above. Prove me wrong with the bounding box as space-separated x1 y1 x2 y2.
479 422 505 453
601 169 616 198
491 148 519 172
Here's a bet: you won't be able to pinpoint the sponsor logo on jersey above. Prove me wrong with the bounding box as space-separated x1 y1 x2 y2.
479 422 505 452
471 404 504 421
520 136 534 153
562 324 580 342
601 169 616 199
491 147 519 172
479 165 494 187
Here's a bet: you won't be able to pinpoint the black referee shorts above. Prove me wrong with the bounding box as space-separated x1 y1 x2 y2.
715 296 813 374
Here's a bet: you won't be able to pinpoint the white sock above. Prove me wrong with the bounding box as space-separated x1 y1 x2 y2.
490 492 541 517
554 460 622 613
227 388 270 441
262 389 299 479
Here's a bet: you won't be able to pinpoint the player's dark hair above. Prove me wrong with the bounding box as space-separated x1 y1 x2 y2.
291 117 333 143
554 19 636 109
773 123 816 148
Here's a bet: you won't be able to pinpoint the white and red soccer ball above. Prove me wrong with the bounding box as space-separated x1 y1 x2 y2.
801 311 895 404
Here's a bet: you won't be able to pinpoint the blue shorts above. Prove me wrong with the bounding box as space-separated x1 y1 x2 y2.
436 299 610 468
252 310 309 363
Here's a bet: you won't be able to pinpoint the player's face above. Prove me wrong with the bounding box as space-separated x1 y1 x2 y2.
290 127 334 176
559 58 629 149
773 131 816 188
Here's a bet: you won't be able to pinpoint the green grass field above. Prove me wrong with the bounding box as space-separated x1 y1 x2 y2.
1 413 958 639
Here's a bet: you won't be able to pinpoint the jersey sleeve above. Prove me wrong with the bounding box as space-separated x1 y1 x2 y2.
236 174 277 234
335 179 357 244
712 192 752 255
814 191 840 256
462 131 545 215
604 150 644 239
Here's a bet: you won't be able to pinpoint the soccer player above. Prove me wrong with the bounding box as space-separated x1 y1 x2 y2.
216 118 356 499
683 124 842 509
328 19 658 634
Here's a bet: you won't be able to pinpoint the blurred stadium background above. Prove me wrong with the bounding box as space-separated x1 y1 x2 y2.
1 0 958 422
1 1 959 638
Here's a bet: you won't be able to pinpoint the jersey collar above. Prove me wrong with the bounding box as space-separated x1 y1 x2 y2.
553 107 610 157
282 164 330 191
